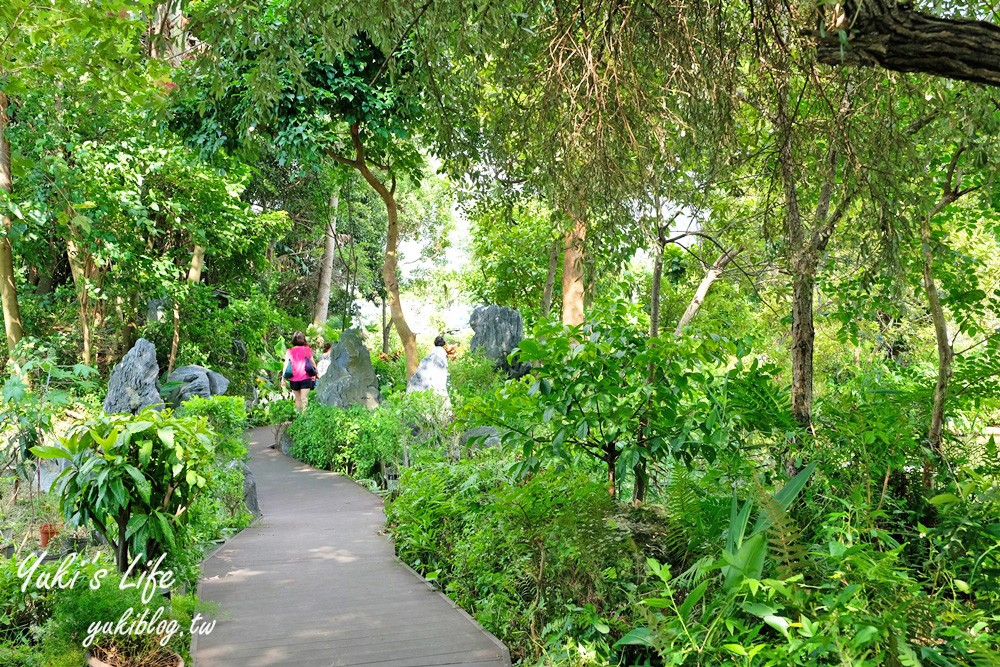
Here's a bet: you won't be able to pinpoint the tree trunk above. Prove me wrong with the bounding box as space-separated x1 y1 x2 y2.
650 248 664 340
66 237 93 365
380 189 418 378
381 295 390 354
149 0 185 65
606 448 617 497
776 86 853 429
168 302 181 376
540 237 560 318
119 291 139 357
168 245 205 375
561 216 587 326
921 213 952 458
675 247 743 336
34 252 61 295
790 269 816 427
332 125 418 377
313 191 339 328
817 0 1000 88
187 245 205 283
633 231 666 505
0 92 23 354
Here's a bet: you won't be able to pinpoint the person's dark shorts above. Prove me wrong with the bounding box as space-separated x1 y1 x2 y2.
289 379 315 391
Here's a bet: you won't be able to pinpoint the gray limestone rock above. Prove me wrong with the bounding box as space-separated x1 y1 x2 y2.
167 365 230 405
278 429 295 456
224 460 261 518
406 347 450 409
469 305 532 378
315 329 381 409
103 339 163 415
37 458 70 494
459 426 503 451
241 463 261 517
146 297 168 323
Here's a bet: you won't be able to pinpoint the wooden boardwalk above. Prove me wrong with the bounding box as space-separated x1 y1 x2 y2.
193 427 510 667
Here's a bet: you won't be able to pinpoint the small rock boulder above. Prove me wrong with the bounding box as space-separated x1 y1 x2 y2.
278 429 295 456
240 462 262 517
469 305 532 378
167 365 230 405
407 346 450 409
316 329 381 409
104 339 163 415
459 426 503 450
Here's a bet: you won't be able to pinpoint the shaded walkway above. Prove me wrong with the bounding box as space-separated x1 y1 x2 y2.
194 427 510 667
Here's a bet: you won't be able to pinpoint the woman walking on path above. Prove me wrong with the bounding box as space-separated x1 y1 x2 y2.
281 331 318 411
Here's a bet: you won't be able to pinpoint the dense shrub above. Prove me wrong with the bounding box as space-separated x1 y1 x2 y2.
248 395 297 427
179 396 254 572
286 391 450 483
140 286 295 396
0 553 197 667
287 404 402 481
372 353 407 395
448 349 503 408
387 460 649 663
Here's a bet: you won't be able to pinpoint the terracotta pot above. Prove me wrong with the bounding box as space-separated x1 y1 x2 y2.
39 523 60 548
86 649 184 667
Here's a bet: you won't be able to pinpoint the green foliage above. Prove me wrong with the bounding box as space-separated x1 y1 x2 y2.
447 349 504 409
142 288 292 396
249 397 297 428
42 567 195 664
33 409 215 579
387 461 643 663
0 338 99 483
286 391 452 482
462 197 562 320
178 396 253 565
371 353 407 395
179 396 248 447
287 404 402 481
474 300 790 495
0 557 52 647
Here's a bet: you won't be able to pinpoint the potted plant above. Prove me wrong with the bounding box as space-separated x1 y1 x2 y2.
39 521 60 548
61 527 90 556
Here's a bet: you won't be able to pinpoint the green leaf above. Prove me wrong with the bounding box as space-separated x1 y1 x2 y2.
138 439 153 467
126 514 149 539
853 625 879 646
123 465 151 504
929 493 961 506
156 427 175 449
613 628 654 648
678 580 709 619
723 533 766 592
30 445 69 460
154 512 176 550
752 462 816 534
764 614 790 639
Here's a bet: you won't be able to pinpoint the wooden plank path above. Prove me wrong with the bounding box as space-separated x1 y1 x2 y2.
193 426 511 667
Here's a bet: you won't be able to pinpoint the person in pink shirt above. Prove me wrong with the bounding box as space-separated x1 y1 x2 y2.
280 331 318 411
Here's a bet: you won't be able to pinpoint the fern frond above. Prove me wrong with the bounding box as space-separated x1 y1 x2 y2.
757 489 810 580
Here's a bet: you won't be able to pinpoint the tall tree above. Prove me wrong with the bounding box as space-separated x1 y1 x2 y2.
0 92 22 353
179 23 428 376
313 190 340 328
